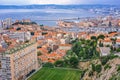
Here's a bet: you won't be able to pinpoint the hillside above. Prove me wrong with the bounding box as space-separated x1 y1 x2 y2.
81 58 120 80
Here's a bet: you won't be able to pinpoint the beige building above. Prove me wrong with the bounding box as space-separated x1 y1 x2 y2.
59 44 72 50
0 42 38 80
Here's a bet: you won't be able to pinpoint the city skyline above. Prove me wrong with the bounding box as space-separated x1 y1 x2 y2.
0 1 120 80
0 0 119 5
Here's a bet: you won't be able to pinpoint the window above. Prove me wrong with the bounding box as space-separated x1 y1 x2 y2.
0 61 1 69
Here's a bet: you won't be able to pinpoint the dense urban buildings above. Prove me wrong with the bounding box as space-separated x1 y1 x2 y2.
0 4 120 80
0 15 120 80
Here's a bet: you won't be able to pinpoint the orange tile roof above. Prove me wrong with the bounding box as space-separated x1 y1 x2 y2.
108 32 117 37
48 59 55 63
59 44 72 47
38 48 48 54
0 47 6 53
116 39 120 42
102 38 112 42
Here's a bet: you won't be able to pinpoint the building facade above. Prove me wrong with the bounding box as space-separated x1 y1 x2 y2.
0 42 38 80
0 18 12 29
9 32 31 42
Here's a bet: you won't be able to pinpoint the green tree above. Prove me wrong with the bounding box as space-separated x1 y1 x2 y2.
54 60 64 67
92 64 96 71
99 41 103 47
95 64 102 73
92 64 102 73
111 38 117 45
89 71 94 77
104 64 111 70
72 42 81 55
66 50 73 55
100 56 109 65
98 35 105 40
116 48 120 52
91 36 97 41
69 57 79 68
117 65 120 71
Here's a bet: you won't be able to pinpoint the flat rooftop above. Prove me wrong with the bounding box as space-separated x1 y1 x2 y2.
2 41 36 55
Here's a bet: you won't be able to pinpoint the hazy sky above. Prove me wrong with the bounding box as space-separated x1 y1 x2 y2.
0 0 119 5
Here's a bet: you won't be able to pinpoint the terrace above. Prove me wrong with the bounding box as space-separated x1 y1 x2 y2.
2 41 36 55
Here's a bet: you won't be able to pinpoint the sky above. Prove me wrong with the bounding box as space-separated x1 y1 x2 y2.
0 0 119 5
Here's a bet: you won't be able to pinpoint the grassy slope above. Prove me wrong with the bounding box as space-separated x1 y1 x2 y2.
28 68 82 80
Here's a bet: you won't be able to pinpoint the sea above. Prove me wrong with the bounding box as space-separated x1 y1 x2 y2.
0 9 100 26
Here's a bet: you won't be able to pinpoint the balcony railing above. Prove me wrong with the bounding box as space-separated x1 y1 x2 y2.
3 41 36 55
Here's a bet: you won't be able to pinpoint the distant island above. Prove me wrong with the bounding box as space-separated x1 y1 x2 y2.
0 4 119 9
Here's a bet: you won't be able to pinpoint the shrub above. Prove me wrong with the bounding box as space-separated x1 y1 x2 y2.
89 71 94 77
116 48 120 52
101 54 118 65
104 64 111 70
95 64 102 73
100 56 109 65
99 42 103 47
81 70 86 78
91 36 97 40
16 27 21 30
92 64 96 71
43 62 54 68
92 64 102 73
117 65 120 71
37 51 42 56
97 35 105 40
54 60 64 67
108 54 119 60
69 57 79 68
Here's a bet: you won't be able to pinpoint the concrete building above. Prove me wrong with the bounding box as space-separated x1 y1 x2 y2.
99 47 111 56
1 18 12 29
60 38 70 44
9 32 31 42
0 40 8 49
0 41 38 80
0 20 3 29
5 18 12 28
59 44 72 50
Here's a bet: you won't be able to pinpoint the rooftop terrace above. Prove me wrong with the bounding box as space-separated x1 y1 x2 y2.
2 41 36 55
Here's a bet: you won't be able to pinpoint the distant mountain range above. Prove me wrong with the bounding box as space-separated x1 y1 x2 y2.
0 5 119 9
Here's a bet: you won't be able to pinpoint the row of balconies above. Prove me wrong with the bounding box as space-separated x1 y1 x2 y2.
14 55 36 72
14 58 35 71
14 61 37 78
14 48 36 61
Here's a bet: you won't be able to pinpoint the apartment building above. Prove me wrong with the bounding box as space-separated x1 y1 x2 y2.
0 18 12 29
0 41 38 80
9 32 31 42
